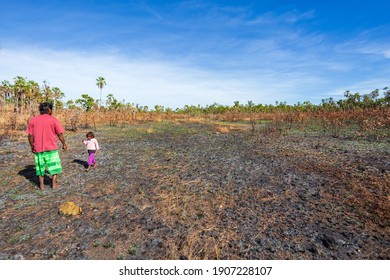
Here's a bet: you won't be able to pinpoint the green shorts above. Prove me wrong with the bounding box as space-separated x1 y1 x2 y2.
34 150 62 176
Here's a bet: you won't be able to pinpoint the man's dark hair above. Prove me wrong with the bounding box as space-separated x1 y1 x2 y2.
39 102 53 114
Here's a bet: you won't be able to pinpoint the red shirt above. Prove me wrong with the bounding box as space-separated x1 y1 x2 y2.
26 114 65 153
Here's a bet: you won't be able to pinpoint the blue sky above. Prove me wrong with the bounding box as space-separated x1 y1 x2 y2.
1 0 389 109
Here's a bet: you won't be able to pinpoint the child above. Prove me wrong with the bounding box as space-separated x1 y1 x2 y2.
82 131 100 171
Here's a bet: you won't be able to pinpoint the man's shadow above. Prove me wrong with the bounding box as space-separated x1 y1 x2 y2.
18 165 51 188
72 159 88 169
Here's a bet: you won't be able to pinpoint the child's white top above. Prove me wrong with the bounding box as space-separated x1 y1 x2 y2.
83 138 99 150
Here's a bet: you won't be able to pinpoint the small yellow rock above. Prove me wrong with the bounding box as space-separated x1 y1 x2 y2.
58 202 82 216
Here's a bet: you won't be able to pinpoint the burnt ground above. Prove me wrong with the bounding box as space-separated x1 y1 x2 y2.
0 121 389 260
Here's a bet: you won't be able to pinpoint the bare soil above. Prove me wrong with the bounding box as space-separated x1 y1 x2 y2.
0 121 389 260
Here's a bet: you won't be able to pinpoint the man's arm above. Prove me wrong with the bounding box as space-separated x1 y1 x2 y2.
57 133 68 151
28 134 35 153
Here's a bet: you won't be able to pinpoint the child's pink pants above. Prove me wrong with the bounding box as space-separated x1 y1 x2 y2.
88 150 96 165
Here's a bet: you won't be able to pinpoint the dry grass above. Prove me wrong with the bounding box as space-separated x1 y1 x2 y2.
1 107 389 260
1 105 389 136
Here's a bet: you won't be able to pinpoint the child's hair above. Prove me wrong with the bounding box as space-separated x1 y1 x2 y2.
86 131 95 138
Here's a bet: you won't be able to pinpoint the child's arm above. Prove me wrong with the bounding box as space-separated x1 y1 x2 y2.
94 139 100 154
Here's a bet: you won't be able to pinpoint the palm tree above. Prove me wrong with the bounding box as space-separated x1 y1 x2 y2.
52 87 65 109
25 80 40 112
96 77 106 108
42 80 53 102
0 80 13 108
13 76 27 114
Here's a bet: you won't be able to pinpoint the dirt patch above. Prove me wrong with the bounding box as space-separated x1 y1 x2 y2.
0 122 389 259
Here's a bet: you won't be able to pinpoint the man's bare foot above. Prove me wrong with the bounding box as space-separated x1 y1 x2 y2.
52 182 61 190
38 176 44 190
52 175 58 189
93 164 97 168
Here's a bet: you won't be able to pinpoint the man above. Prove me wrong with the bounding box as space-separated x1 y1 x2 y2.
26 102 67 190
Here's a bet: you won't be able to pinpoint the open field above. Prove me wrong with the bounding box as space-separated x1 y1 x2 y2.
0 120 389 259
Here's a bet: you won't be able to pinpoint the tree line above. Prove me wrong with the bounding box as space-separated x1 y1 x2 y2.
1 76 389 115
0 76 65 114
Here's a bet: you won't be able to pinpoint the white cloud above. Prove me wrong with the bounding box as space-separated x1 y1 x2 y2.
1 41 388 109
1 47 279 108
334 25 390 60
